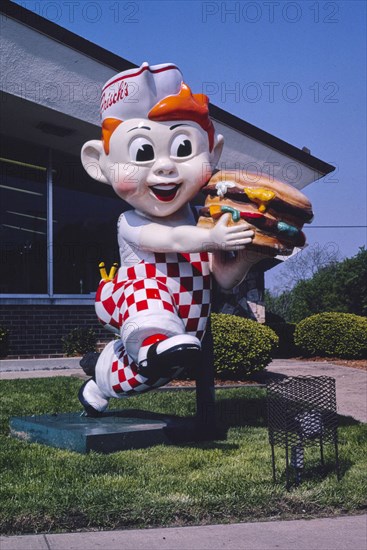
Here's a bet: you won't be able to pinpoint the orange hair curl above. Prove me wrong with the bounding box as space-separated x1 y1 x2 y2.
101 83 214 155
101 118 123 155
148 83 214 151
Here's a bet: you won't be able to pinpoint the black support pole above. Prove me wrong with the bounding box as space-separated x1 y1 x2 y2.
194 318 218 440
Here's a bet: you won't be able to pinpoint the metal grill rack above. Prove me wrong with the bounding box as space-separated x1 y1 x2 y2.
267 376 340 489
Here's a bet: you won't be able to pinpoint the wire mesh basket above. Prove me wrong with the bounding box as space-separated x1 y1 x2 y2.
267 376 340 489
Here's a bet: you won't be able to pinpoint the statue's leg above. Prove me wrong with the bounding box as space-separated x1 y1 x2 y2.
96 338 198 398
118 279 201 376
79 278 202 414
78 378 110 417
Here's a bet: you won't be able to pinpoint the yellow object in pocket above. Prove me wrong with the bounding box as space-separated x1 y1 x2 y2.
99 262 119 281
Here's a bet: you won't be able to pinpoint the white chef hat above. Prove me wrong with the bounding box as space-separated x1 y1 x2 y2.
100 62 183 122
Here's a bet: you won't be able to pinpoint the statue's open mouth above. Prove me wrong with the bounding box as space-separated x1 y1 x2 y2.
150 183 182 202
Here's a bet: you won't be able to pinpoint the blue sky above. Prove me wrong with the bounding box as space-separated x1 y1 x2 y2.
13 0 367 290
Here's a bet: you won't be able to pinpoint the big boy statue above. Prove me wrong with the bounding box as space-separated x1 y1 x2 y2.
79 62 259 416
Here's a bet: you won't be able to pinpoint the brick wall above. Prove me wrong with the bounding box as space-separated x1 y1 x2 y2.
0 305 111 358
0 269 266 358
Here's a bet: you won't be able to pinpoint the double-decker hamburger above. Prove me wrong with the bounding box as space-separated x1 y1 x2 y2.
198 171 314 256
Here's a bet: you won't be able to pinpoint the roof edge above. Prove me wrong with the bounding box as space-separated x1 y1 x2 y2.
1 0 137 72
2 1 335 177
210 103 334 176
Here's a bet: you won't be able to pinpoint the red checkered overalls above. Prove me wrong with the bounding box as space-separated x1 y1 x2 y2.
93 211 212 398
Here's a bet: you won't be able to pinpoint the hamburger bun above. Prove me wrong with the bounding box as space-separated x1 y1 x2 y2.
198 171 314 256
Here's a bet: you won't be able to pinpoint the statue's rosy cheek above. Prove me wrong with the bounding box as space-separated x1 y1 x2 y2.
108 164 144 194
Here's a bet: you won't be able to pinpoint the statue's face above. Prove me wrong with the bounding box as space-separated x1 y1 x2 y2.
100 118 214 217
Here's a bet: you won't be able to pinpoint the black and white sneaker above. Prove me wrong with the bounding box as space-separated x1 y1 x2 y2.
78 379 109 417
80 352 100 378
137 334 201 378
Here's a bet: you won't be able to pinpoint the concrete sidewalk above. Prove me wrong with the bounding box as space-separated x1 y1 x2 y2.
1 515 366 550
1 357 366 423
266 359 367 423
0 357 87 381
1 358 366 549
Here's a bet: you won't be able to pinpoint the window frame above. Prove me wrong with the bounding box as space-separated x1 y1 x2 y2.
0 148 96 304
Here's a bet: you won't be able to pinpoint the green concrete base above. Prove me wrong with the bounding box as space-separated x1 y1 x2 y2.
9 410 220 454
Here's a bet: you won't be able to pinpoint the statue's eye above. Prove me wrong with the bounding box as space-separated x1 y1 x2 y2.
170 135 192 158
129 138 155 162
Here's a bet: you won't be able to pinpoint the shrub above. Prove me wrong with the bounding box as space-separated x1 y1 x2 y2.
266 322 299 358
294 312 367 359
61 327 97 357
0 327 9 358
211 313 278 379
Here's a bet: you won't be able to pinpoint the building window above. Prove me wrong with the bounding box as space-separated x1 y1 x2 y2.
0 145 47 294
0 135 124 299
52 150 123 295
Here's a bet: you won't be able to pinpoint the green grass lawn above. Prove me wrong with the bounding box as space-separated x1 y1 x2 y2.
0 377 366 534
